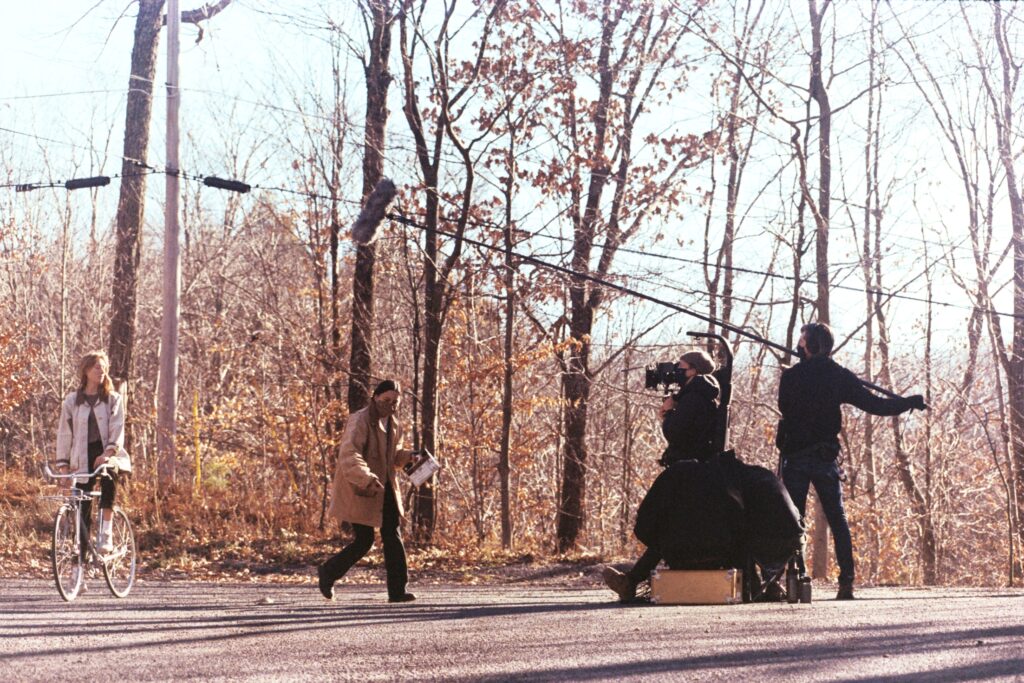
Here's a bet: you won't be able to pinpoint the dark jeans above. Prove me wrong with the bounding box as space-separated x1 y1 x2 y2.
627 548 661 584
76 441 118 558
320 482 408 598
782 452 853 584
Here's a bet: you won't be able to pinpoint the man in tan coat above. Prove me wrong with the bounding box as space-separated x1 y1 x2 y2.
318 380 416 603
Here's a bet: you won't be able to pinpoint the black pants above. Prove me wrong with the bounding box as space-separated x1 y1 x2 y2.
75 441 118 559
627 548 661 583
320 482 408 599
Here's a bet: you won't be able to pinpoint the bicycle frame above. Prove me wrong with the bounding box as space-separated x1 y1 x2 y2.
44 464 114 537
43 461 137 600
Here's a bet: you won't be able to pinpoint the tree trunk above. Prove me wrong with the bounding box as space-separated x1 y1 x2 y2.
498 135 517 549
555 0 620 553
875 289 937 583
108 0 165 445
807 0 833 579
988 3 1024 554
414 264 442 541
557 349 592 552
349 0 393 414
861 0 881 582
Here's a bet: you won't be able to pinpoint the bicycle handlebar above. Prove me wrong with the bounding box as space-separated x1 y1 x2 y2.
45 462 118 480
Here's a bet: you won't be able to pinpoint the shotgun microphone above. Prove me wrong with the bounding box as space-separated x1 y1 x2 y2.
352 178 397 245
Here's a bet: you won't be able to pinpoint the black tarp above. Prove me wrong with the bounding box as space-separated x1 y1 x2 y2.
633 451 802 570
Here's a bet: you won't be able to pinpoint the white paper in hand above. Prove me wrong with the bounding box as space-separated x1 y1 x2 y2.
402 451 440 486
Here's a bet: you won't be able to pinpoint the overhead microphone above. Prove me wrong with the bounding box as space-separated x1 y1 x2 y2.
352 178 396 245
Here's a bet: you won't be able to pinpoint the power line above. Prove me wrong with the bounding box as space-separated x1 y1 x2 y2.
0 170 159 191
4 159 1017 321
0 89 132 101
0 126 153 168
0 126 108 156
387 210 909 399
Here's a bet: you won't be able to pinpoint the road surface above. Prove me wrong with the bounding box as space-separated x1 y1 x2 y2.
2 579 1022 681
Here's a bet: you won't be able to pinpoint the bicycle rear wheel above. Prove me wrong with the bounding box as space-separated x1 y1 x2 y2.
102 508 136 598
52 504 83 602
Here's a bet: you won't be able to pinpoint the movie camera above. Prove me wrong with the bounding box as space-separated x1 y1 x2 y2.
645 362 688 391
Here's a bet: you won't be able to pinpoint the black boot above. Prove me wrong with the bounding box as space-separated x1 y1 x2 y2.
317 564 335 601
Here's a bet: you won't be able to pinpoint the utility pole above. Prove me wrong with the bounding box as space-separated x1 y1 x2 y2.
157 0 181 485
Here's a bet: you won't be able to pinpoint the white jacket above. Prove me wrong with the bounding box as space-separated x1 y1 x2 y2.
55 391 126 475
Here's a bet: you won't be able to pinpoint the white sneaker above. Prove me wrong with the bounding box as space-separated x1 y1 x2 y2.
97 531 114 555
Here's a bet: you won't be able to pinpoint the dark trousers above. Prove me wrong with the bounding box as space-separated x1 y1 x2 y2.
782 452 854 584
627 548 661 583
76 441 117 558
320 482 408 598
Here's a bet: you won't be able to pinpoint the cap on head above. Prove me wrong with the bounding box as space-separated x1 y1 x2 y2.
679 350 716 375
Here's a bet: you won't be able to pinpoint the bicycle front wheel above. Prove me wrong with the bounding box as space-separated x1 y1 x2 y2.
52 504 83 602
102 508 137 598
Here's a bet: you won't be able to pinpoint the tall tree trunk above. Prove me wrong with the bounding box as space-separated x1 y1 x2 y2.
398 1 498 542
415 243 442 540
921 234 937 584
807 0 833 579
987 3 1024 553
719 67 745 332
552 2 704 550
108 0 165 446
107 0 232 455
349 0 393 414
555 0 621 553
874 278 937 583
498 133 517 549
860 0 881 582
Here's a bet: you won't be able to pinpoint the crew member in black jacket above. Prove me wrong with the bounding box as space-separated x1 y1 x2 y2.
602 349 720 602
778 322 926 600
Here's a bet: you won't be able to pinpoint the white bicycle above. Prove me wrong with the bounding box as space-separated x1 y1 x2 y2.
43 463 137 601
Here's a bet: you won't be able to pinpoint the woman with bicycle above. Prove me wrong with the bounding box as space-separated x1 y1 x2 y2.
55 351 125 555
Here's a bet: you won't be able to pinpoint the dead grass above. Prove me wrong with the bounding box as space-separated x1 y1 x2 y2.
0 469 608 586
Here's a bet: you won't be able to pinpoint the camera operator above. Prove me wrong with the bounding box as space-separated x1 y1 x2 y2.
602 350 720 602
658 350 721 466
778 323 926 600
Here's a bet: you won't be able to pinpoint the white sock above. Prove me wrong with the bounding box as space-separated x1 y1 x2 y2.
100 517 113 536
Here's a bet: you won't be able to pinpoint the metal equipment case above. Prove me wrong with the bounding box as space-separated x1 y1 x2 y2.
650 569 743 605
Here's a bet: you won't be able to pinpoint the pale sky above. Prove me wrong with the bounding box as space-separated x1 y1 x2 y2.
2 0 1014 366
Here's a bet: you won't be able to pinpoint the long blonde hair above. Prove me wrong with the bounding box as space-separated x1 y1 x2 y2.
78 351 114 400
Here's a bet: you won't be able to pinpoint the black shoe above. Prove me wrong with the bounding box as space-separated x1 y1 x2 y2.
388 592 416 603
317 565 334 601
836 582 855 600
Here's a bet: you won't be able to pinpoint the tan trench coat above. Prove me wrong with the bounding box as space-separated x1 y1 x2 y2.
327 405 411 528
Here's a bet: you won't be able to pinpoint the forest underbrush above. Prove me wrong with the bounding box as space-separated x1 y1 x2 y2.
0 468 608 586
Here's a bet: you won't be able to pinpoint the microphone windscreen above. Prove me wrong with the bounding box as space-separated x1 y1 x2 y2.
352 178 397 245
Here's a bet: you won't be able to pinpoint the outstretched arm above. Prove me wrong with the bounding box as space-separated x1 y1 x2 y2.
841 369 918 416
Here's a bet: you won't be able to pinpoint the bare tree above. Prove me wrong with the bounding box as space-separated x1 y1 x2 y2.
398 0 507 541
540 0 715 551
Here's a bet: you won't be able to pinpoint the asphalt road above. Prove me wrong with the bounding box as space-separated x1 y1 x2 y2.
2 578 1023 681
